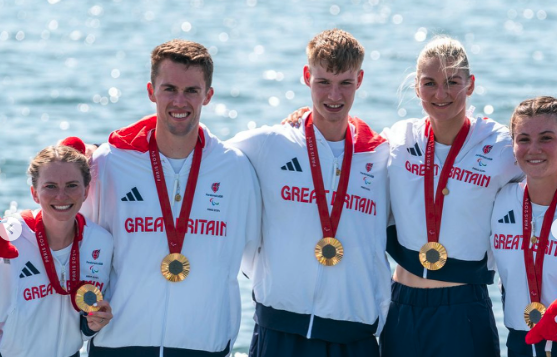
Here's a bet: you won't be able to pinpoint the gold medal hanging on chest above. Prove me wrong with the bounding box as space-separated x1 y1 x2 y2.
315 237 344 266
161 253 190 282
74 284 103 313
419 242 448 270
524 301 546 328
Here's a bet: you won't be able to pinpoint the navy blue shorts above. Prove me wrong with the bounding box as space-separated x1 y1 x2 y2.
88 339 230 357
379 281 500 357
249 323 379 357
507 327 557 356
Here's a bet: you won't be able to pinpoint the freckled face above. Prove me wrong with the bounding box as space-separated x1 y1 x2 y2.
31 161 88 223
513 114 557 181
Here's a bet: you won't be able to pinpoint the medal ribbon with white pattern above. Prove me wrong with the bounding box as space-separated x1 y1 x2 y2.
521 185 557 328
305 113 353 266
21 209 82 295
149 128 203 282
420 118 470 271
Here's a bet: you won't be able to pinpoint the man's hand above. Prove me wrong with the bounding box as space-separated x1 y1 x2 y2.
281 107 310 127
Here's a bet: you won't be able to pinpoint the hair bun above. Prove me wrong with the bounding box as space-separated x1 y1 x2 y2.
60 137 86 155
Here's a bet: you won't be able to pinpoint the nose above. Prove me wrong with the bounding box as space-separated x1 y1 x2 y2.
328 85 342 101
55 188 70 200
173 93 188 107
434 84 448 100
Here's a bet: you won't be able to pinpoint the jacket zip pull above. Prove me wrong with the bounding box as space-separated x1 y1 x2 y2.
172 175 181 204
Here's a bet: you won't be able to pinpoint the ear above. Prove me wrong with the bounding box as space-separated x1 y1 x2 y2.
203 87 214 106
31 186 40 204
466 74 475 96
356 69 364 89
303 65 311 87
83 185 90 201
147 82 156 103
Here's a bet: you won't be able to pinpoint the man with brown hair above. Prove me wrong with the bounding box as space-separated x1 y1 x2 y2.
230 29 391 356
82 39 262 356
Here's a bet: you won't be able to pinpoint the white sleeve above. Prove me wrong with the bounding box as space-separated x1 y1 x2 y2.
0 258 15 333
226 127 274 170
240 161 263 280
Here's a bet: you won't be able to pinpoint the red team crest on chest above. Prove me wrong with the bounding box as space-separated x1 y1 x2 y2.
211 182 220 193
483 145 493 154
92 249 100 260
366 163 373 172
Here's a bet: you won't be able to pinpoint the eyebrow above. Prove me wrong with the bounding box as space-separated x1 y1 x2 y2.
517 130 556 136
160 83 202 90
420 75 464 81
43 180 81 184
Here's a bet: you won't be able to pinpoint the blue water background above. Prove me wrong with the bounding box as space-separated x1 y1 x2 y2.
1 0 557 355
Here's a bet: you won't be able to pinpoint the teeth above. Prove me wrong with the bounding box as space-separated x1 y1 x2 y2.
435 103 450 107
327 104 342 108
171 113 188 118
54 205 71 210
528 160 544 163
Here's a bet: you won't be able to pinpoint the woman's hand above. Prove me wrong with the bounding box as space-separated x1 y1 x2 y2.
281 107 310 127
86 300 113 332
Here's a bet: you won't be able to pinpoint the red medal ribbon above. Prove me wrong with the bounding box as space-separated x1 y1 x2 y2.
305 114 353 238
424 118 470 243
148 128 203 254
522 186 557 303
21 209 84 296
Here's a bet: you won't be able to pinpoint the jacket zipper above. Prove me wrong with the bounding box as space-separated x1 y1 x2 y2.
306 150 340 338
159 173 181 356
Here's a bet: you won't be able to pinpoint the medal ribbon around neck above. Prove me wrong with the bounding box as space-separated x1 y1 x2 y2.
305 114 353 266
522 186 557 305
149 128 203 275
420 118 470 270
21 209 83 296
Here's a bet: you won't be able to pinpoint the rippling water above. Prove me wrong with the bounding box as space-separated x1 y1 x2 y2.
1 0 556 355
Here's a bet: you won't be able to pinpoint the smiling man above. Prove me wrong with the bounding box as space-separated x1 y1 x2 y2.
229 29 391 357
81 40 262 356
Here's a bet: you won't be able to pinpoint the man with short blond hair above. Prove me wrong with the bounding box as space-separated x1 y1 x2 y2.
230 29 391 357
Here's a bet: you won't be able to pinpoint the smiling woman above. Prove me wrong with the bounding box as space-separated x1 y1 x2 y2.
0 138 114 357
491 96 557 356
381 36 523 357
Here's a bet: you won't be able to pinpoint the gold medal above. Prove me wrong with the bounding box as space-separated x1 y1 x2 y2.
315 237 343 266
175 194 182 202
74 284 103 313
161 253 190 282
419 242 448 270
442 188 450 195
531 236 538 245
524 302 546 328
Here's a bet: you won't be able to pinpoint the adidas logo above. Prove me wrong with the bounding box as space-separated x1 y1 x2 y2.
19 261 40 278
121 187 144 202
281 158 303 172
407 143 423 156
498 210 516 224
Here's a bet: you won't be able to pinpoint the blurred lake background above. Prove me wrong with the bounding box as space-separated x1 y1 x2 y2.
1 0 556 355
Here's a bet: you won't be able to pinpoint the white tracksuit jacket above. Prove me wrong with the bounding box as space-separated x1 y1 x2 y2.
491 181 557 332
81 115 261 355
229 112 391 342
0 211 112 357
385 116 523 283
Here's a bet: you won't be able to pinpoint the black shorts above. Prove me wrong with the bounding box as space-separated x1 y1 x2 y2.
379 281 500 357
249 323 379 357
